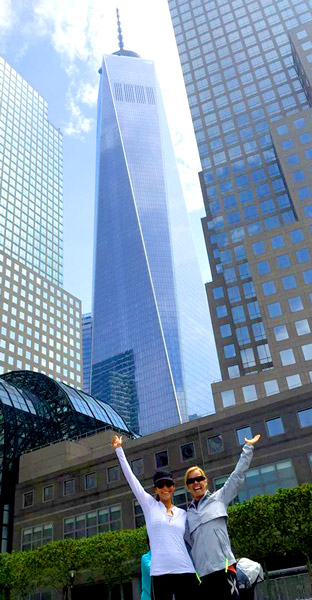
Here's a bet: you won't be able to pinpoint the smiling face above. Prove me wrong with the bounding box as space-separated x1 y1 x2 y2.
186 468 208 501
155 480 175 504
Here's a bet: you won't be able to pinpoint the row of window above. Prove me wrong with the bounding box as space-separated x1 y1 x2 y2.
21 453 312 549
221 371 311 405
23 407 312 508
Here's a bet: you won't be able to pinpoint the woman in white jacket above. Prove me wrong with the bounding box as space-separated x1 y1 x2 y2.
112 435 199 600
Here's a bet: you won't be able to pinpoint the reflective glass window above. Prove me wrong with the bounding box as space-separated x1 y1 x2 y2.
297 408 312 428
242 385 257 403
221 389 235 407
268 302 282 318
264 380 279 396
302 343 312 361
266 418 284 437
282 275 296 290
286 374 302 389
236 426 252 445
280 348 296 366
262 281 276 296
288 296 304 312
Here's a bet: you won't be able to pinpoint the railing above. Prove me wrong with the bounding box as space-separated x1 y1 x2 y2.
255 569 312 600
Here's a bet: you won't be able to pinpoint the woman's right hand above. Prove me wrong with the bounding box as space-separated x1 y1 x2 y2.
112 434 123 449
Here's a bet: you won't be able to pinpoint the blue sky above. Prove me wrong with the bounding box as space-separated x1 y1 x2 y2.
0 0 210 313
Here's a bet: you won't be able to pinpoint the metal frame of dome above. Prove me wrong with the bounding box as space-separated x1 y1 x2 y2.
0 370 136 554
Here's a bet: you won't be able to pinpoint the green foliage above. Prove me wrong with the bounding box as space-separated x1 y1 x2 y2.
0 528 148 595
1 485 312 594
228 483 312 570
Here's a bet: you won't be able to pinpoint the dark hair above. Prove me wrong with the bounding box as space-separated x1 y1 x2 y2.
153 470 174 486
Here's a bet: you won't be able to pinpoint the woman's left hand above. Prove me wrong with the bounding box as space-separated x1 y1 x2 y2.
244 433 261 446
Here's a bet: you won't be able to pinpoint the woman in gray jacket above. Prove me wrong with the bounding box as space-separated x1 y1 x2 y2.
184 434 260 599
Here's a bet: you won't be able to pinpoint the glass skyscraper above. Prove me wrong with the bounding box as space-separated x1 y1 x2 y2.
91 43 219 435
82 313 92 393
168 0 312 410
0 56 82 387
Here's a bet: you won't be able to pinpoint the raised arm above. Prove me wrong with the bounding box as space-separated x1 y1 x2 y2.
220 434 261 506
112 435 152 508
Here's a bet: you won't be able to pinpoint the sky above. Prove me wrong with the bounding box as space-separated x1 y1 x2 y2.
0 0 210 313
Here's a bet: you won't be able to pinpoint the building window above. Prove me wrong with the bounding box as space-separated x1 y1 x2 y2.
23 491 34 508
221 389 235 407
64 479 75 496
286 374 302 389
64 505 121 538
280 348 296 366
155 450 169 469
273 324 288 341
242 385 257 403
131 458 144 477
180 442 195 462
288 296 304 312
84 472 96 490
43 485 53 503
214 459 297 504
302 343 312 361
22 523 53 550
264 380 279 397
107 465 120 483
207 434 224 454
134 500 145 528
268 302 282 318
266 417 285 437
236 426 252 445
297 407 312 428
174 487 191 511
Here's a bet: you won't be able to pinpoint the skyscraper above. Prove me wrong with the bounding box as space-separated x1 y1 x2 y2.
82 313 92 393
0 56 82 387
91 24 219 435
168 1 312 410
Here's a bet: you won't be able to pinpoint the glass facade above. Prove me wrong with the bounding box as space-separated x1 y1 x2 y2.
169 0 312 409
92 50 219 435
215 458 298 503
0 57 63 286
0 370 135 554
82 313 92 393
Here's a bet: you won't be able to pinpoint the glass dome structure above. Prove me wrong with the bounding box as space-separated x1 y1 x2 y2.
0 370 136 553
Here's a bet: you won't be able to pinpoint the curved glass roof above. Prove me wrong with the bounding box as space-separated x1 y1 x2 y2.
0 371 135 458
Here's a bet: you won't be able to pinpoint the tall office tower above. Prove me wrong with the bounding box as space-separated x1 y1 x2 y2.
0 56 82 387
82 313 92 393
91 23 219 435
168 1 312 411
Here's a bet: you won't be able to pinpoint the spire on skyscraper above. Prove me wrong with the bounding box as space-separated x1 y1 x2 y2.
116 8 124 52
112 8 140 58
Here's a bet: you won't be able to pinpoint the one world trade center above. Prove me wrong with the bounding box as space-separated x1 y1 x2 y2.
91 19 219 435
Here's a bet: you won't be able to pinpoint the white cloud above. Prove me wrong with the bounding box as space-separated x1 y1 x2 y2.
78 82 98 107
0 0 14 32
64 95 94 138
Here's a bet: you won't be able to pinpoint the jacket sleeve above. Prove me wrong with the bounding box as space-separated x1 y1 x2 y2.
115 446 152 508
220 443 254 506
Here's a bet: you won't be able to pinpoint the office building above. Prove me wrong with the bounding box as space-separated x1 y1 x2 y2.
82 313 92 393
168 1 312 410
13 385 312 557
91 26 219 435
0 56 82 386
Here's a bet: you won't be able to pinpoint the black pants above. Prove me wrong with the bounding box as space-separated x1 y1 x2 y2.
151 573 200 599
200 569 240 599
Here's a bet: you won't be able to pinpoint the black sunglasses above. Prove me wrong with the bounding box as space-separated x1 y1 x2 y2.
186 475 206 485
155 479 174 489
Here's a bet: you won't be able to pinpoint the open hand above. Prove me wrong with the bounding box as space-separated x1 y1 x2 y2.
112 434 123 449
244 434 261 446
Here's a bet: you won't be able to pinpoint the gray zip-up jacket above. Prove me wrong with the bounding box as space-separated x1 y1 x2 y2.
186 443 254 577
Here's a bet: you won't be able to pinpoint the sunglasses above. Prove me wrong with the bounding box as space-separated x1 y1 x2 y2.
155 479 174 489
186 475 206 485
